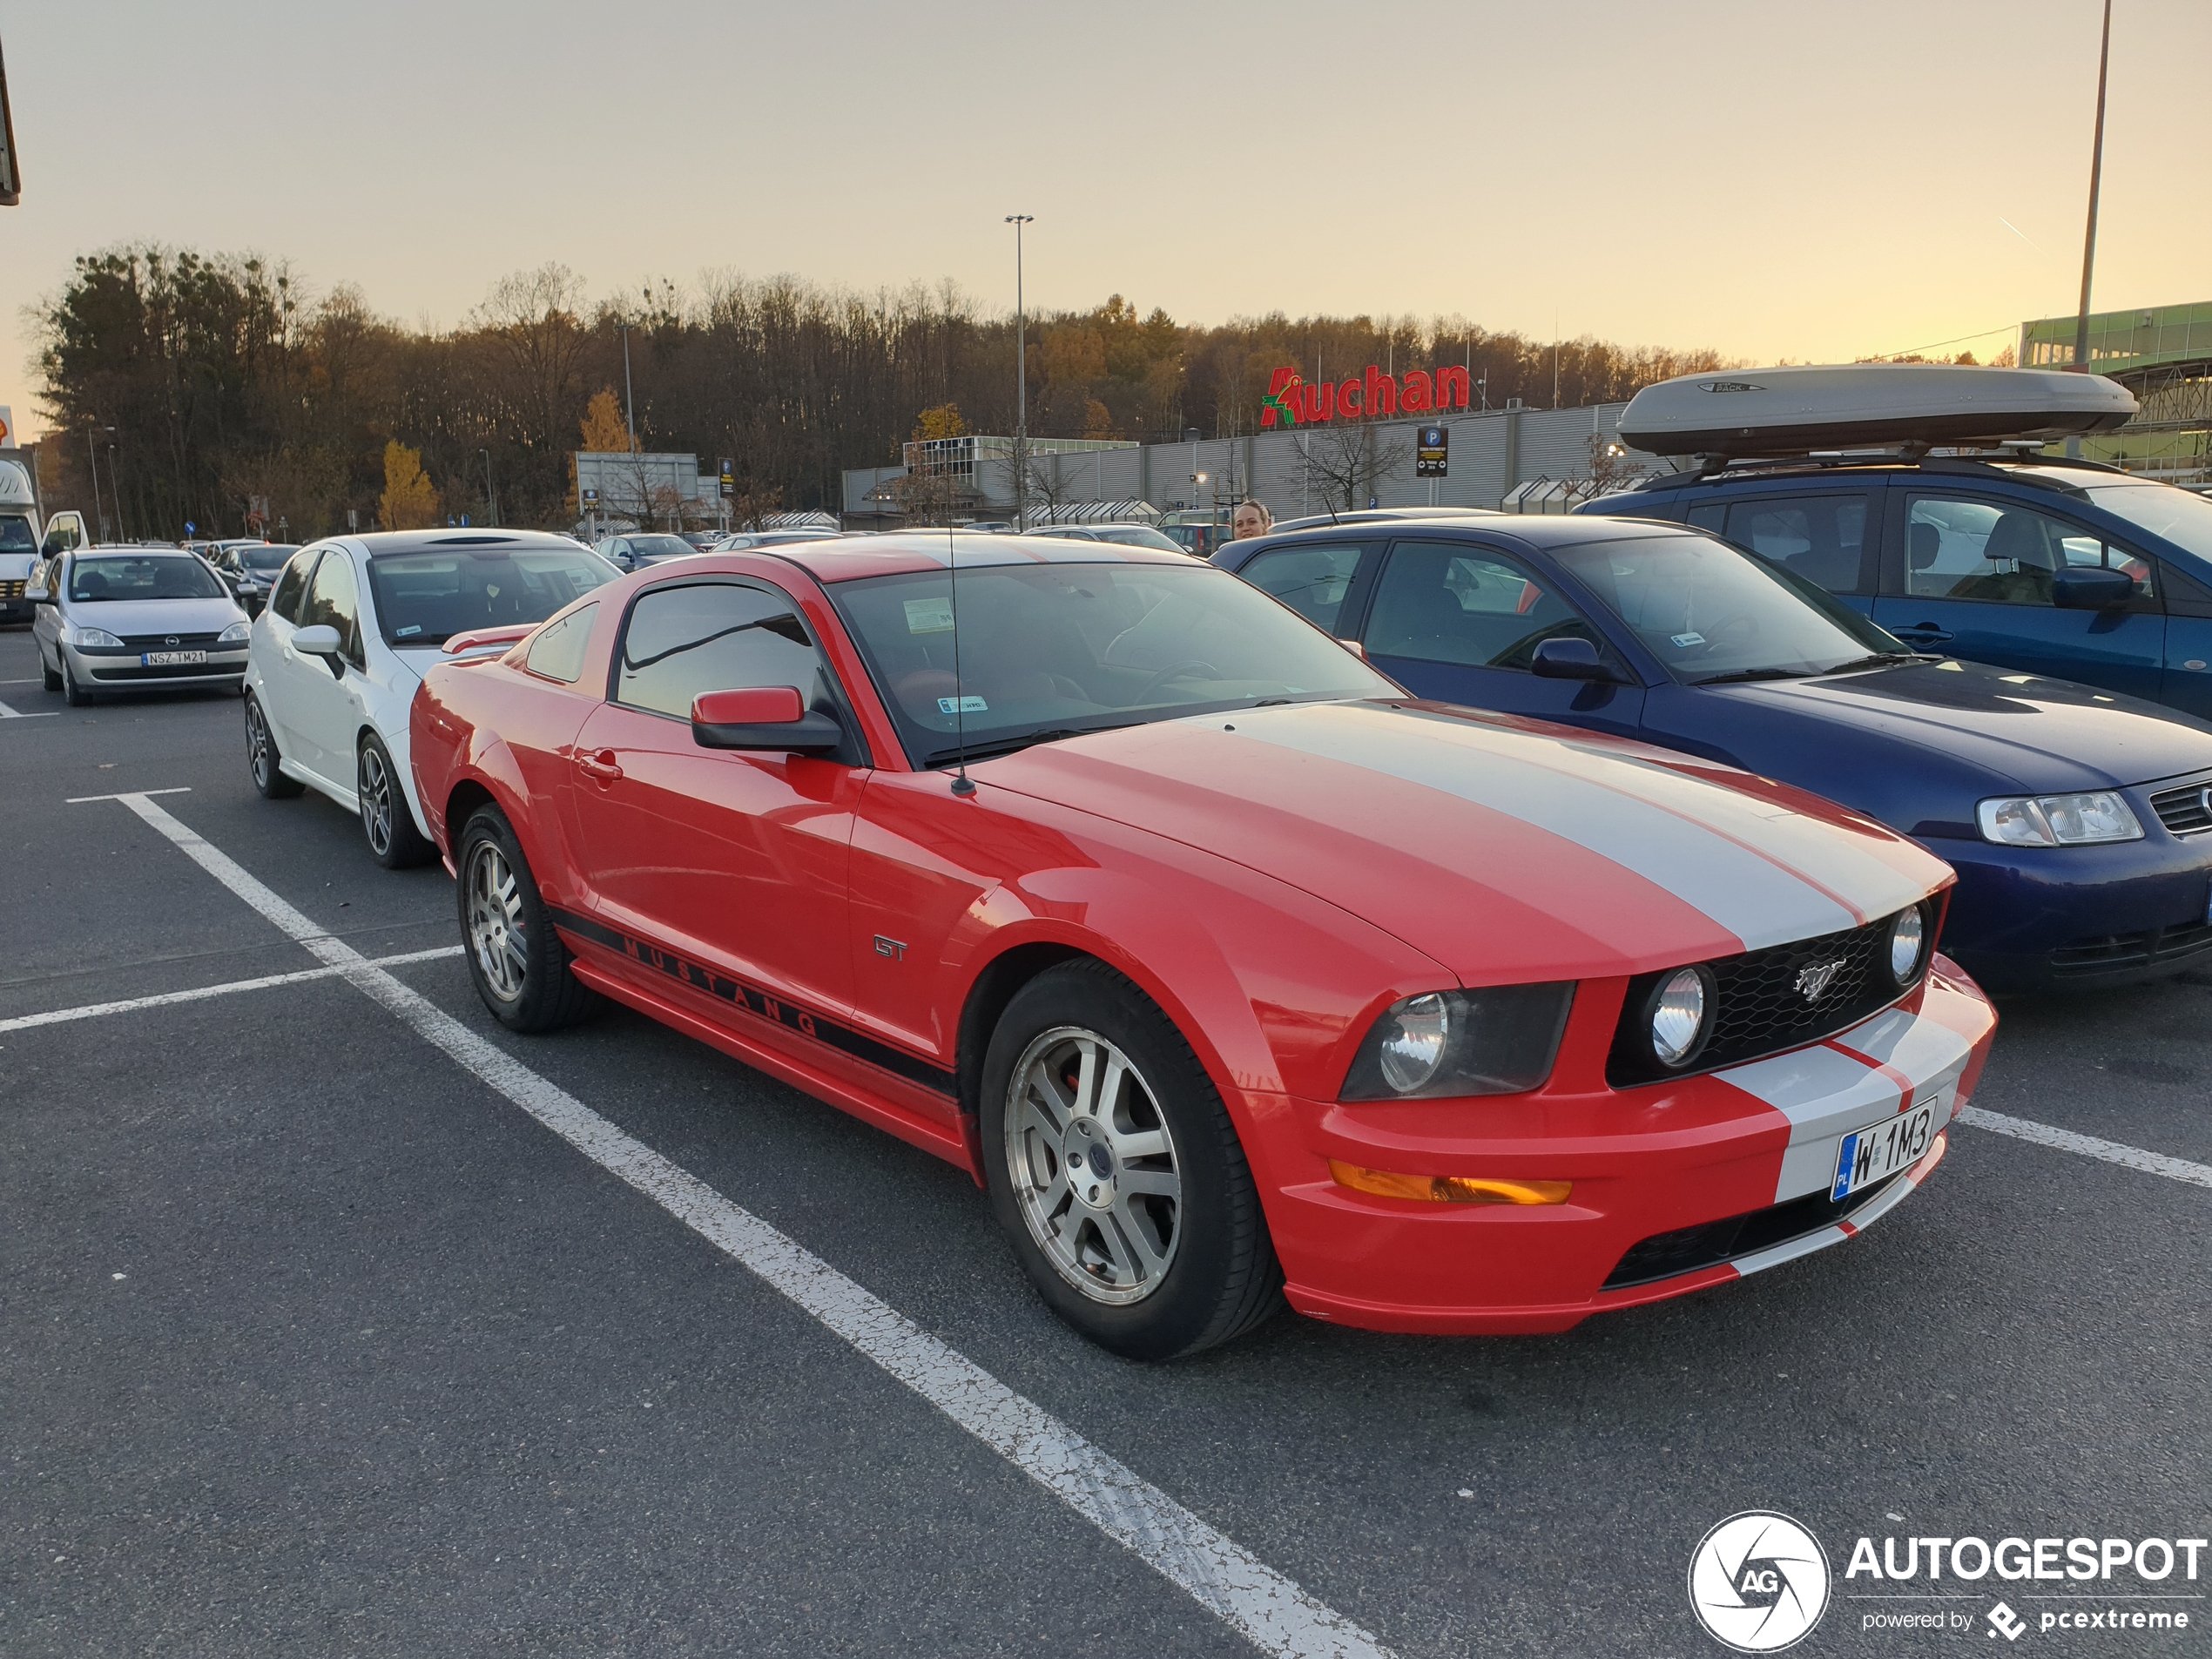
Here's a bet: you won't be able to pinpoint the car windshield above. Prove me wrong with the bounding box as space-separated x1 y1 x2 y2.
1 515 34 554
830 557 1398 766
2083 481 2212 562
68 554 228 603
242 544 298 570
365 547 618 646
1552 532 1901 684
627 536 697 561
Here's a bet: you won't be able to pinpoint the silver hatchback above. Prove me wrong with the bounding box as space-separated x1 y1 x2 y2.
30 548 252 704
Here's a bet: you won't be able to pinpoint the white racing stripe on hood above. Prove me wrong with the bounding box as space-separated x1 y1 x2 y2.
1231 705 1882 950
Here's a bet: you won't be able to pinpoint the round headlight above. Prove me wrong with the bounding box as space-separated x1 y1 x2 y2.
1888 906 1926 983
1649 967 1711 1068
1378 993 1453 1093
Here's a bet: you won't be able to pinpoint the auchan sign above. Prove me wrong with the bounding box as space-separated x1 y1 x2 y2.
1261 364 1472 428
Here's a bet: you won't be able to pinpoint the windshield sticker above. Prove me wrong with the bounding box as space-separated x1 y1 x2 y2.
905 597 955 634
1670 631 1706 648
936 695 988 714
395 624 423 637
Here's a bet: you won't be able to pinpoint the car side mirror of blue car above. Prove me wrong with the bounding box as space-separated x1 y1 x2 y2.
1530 637 1619 682
2051 567 2136 610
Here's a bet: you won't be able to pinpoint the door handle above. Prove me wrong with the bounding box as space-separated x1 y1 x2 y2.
576 749 624 783
1890 624 1953 644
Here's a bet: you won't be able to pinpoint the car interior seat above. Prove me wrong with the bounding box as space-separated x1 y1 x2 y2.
1952 513 2055 604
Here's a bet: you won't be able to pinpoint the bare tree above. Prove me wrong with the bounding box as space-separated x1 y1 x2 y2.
1292 421 1413 513
1023 450 1081 524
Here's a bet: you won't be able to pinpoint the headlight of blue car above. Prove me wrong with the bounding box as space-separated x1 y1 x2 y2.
1977 792 2143 846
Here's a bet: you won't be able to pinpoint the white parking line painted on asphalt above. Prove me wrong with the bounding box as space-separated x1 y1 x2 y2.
84 789 1392 1659
0 947 464 1035
1959 1105 2212 1190
0 697 58 718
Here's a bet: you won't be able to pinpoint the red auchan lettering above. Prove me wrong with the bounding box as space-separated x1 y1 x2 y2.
1261 365 1470 428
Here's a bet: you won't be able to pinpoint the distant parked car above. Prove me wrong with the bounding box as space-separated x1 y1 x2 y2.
713 528 846 552
1028 523 1191 554
594 533 700 571
29 546 252 705
211 543 300 615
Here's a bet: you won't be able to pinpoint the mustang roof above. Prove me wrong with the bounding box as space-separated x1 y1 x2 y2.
769 532 1198 583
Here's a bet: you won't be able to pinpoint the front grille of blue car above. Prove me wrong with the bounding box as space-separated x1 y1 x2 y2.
2050 919 2212 978
2148 780 2212 836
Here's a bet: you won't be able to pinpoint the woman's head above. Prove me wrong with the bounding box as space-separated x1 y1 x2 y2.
1231 500 1272 540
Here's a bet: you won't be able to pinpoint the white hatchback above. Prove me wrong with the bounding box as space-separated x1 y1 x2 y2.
243 530 619 867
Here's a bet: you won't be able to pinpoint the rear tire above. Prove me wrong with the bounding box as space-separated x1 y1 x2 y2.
358 732 435 869
457 806 597 1033
980 959 1283 1359
245 691 306 799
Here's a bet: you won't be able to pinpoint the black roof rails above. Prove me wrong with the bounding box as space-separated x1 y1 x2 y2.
1632 447 2133 496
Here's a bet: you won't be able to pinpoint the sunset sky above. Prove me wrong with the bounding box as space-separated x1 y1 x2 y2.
6 0 2209 441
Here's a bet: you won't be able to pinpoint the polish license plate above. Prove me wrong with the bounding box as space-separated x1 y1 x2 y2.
1831 1103 1936 1202
141 651 206 666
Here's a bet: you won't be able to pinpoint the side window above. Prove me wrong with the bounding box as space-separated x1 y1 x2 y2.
41 514 85 556
271 551 319 625
1687 503 1727 533
1366 541 1598 671
523 604 598 685
1239 542 1365 633
616 581 834 719
303 550 366 667
1905 495 2155 607
1723 493 1871 594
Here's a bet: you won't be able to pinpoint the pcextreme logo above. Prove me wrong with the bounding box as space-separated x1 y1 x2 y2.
1689 1511 1831 1652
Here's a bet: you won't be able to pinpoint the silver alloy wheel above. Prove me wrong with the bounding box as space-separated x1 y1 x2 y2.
360 744 395 856
246 698 273 789
466 840 529 1003
1003 1025 1183 1305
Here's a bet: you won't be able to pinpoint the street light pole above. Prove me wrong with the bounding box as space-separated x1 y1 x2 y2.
2071 0 2114 374
482 448 496 527
619 320 637 452
1006 214 1033 530
84 427 105 542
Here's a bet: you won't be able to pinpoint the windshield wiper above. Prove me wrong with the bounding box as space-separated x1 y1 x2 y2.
1817 651 1925 674
923 728 1089 768
1691 666 1817 686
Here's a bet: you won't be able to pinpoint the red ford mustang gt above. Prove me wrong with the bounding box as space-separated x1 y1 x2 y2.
410 534 1996 1358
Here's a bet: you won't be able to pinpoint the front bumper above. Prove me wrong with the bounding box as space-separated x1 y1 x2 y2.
68 640 249 690
1254 960 1994 1336
1932 831 2212 993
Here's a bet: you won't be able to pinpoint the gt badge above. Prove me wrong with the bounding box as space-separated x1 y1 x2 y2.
873 936 907 961
1795 960 1844 1002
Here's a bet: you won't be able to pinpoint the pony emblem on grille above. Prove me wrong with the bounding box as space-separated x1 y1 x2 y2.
1795 960 1844 1002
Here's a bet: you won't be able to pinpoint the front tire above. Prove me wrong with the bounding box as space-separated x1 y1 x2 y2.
41 645 61 692
244 691 306 798
59 652 92 705
358 732 434 869
981 960 1282 1359
457 806 596 1033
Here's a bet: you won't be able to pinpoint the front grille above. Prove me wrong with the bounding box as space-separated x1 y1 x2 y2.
2050 919 2212 978
2149 781 2212 836
88 661 244 681
1603 1173 1904 1289
117 631 223 651
1608 911 1918 1087
0 579 24 598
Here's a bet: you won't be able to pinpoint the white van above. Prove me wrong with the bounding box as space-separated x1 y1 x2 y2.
0 458 38 622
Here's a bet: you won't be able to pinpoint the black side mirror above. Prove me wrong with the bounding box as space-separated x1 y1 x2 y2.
1530 637 1621 682
2051 566 2136 610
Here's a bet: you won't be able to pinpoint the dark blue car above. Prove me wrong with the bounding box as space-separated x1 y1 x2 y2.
1214 515 2212 994
1573 452 2212 721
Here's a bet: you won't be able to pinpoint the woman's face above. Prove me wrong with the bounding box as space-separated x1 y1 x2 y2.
1232 506 1266 539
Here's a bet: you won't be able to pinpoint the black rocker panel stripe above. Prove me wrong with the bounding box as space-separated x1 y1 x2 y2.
547 906 958 1098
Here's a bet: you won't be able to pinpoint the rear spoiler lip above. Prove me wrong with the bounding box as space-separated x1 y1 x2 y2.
440 623 536 656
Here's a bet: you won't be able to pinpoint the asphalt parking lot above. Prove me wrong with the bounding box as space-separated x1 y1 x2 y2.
3 622 2207 1658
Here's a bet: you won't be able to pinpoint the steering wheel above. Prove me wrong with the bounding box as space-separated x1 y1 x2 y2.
1700 613 1759 652
1132 659 1220 702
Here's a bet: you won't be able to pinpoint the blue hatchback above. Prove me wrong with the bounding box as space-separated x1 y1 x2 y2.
1214 515 2212 994
1575 453 2212 721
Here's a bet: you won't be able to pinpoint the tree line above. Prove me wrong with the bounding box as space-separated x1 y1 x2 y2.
29 242 1737 539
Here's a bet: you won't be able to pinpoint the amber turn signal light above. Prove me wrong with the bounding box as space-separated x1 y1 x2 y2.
1328 1159 1571 1206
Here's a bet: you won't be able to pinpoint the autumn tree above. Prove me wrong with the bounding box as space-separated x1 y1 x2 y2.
580 388 631 452
379 440 440 529
912 402 968 442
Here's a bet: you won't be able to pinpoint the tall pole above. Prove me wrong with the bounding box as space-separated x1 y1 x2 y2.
620 321 637 451
2072 0 2113 373
482 448 496 527
1006 214 1032 529
85 428 105 542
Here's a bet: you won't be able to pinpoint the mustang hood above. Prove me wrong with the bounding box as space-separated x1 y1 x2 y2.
978 699 1949 985
1699 658 2212 794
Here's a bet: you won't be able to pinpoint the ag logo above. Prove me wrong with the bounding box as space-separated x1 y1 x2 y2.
1689 1511 1831 1652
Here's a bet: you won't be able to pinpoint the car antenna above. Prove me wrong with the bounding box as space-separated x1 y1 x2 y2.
948 520 974 797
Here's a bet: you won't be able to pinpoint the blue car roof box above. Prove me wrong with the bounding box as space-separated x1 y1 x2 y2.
1617 364 2137 460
